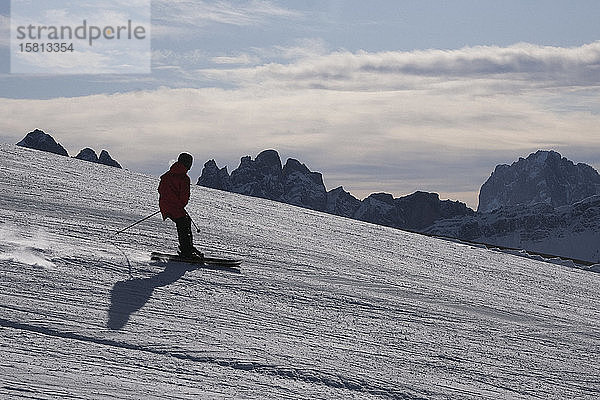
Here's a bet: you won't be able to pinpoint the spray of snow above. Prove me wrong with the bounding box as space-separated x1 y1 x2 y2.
0 224 57 270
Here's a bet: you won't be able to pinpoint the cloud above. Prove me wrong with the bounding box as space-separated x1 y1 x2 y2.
211 54 260 65
207 38 328 68
198 41 600 92
153 0 302 36
153 49 207 67
152 38 329 81
1 83 599 208
254 38 330 61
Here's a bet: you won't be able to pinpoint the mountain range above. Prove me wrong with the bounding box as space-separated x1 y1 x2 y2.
16 129 122 168
12 128 600 263
198 149 600 263
429 150 600 262
197 150 474 231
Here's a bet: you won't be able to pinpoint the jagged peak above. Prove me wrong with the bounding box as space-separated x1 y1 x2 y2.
98 150 122 169
479 150 600 212
282 158 325 187
204 159 218 168
283 158 310 174
238 155 253 167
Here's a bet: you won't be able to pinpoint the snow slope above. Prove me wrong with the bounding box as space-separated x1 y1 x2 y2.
0 144 599 399
426 198 600 264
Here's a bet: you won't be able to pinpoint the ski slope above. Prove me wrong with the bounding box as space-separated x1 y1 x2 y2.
0 143 599 399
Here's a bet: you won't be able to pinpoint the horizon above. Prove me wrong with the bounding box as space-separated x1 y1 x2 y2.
8 129 600 210
1 1 600 209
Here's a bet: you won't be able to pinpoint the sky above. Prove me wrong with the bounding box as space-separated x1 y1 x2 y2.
1 0 599 209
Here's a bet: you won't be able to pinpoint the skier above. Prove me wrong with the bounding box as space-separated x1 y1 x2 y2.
158 153 203 260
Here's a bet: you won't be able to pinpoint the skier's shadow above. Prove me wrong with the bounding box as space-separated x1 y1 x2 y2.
107 262 193 331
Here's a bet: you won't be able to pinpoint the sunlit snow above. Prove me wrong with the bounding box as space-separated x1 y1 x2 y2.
1 144 599 399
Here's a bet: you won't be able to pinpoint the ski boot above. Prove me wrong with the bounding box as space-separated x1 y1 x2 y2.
178 245 204 263
191 246 204 263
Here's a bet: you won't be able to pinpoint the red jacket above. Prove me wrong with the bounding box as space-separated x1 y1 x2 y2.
158 161 190 220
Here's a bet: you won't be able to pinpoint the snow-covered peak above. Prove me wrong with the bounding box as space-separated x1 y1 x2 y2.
478 150 600 212
427 196 600 264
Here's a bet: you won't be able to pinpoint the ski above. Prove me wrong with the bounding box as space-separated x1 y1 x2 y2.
150 251 243 267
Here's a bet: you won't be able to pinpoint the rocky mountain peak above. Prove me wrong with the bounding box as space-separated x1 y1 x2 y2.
283 158 324 186
98 150 122 168
204 159 218 169
16 129 122 168
74 148 121 168
196 159 231 191
325 186 362 218
281 158 327 210
282 158 310 175
478 150 600 212
16 129 68 156
255 149 282 169
229 150 284 199
75 148 99 163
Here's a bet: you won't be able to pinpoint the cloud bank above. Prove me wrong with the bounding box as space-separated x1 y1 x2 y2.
1 42 599 208
200 41 600 92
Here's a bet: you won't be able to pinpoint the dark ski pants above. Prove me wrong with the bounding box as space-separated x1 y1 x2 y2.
172 215 194 255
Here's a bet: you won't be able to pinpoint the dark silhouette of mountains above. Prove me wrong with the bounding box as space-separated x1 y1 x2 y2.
17 129 68 156
197 149 474 231
478 150 600 212
16 129 122 168
198 149 600 263
75 148 122 168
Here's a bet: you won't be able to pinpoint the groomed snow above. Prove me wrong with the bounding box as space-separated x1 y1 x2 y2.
0 144 599 399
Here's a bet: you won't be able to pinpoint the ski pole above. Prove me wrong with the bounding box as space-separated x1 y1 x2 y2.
114 210 161 236
110 210 159 279
187 212 201 233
